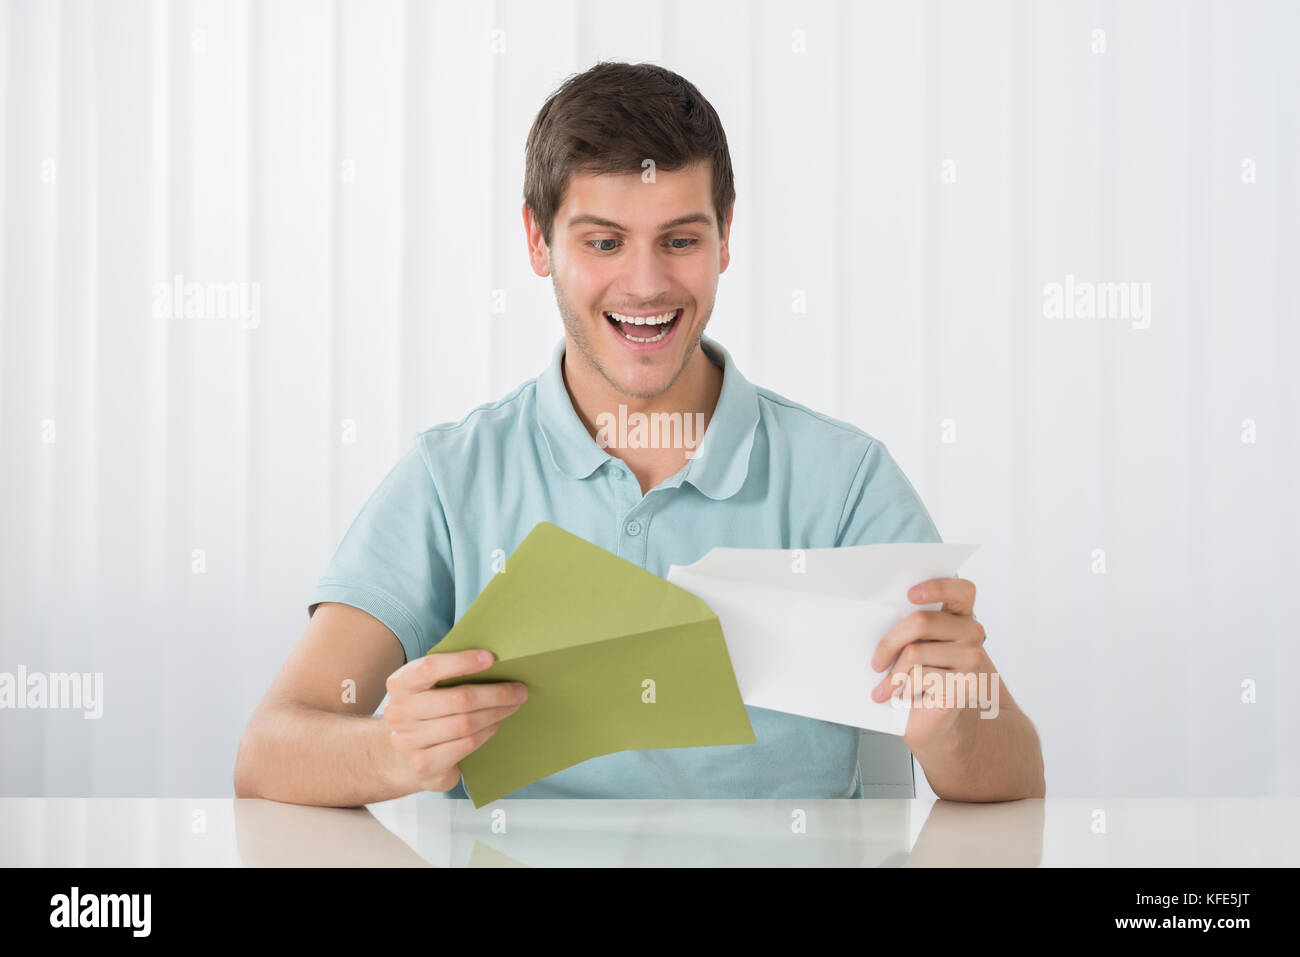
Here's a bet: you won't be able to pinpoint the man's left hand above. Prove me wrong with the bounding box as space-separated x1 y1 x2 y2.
868 577 996 753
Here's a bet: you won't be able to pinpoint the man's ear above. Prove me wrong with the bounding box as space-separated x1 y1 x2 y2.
523 202 551 277
719 205 734 275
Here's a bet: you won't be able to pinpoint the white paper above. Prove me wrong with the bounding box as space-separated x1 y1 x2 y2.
666 542 980 736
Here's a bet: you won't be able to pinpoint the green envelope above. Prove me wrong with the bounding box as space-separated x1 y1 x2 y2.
425 521 756 807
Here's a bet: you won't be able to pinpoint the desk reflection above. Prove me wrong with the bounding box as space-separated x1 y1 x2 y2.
433 799 912 867
905 799 1045 867
233 795 1045 867
234 799 430 867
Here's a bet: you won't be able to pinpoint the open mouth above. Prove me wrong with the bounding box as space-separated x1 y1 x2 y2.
604 308 681 345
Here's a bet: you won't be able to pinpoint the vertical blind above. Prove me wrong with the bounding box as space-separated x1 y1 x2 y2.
1 0 1296 798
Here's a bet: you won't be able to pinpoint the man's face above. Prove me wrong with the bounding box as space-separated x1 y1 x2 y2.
525 160 732 400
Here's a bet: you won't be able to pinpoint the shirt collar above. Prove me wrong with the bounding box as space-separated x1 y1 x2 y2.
535 334 760 500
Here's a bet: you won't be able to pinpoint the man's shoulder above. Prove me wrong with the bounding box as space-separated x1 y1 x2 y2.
414 378 539 454
752 383 880 460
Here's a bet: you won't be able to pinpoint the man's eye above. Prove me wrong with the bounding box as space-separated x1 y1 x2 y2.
584 238 699 252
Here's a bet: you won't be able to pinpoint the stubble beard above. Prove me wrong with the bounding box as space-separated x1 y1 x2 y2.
552 272 707 401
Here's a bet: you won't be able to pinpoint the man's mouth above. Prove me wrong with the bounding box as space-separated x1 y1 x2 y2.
604 308 681 344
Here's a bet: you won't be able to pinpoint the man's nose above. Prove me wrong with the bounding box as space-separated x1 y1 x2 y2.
620 240 672 304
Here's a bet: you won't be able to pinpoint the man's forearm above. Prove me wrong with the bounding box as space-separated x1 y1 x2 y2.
234 703 420 807
911 705 1046 803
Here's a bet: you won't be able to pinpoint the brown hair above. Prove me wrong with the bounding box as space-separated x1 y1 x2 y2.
523 61 735 248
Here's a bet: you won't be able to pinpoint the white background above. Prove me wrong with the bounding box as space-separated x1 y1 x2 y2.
1 0 1296 799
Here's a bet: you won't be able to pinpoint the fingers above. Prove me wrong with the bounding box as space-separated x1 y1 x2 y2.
891 664 947 704
391 704 521 750
403 723 505 788
878 640 979 688
387 682 524 792
386 648 496 696
388 679 528 722
871 610 986 672
908 577 976 616
872 642 986 702
383 651 530 794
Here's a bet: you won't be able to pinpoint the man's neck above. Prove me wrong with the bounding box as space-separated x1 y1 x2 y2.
562 339 724 494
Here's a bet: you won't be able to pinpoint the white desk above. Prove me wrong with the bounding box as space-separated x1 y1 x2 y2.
2 797 1297 867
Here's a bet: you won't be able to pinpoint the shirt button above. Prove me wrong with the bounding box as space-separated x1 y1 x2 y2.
625 520 642 536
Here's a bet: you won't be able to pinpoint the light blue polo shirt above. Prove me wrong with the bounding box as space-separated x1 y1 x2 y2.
308 335 942 800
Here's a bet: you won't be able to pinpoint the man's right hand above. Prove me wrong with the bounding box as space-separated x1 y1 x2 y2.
382 649 527 793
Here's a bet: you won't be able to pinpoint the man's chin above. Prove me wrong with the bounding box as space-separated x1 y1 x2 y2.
596 353 673 394
602 338 704 400
607 376 672 401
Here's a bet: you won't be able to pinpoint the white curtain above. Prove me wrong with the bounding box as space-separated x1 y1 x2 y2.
2 0 1296 798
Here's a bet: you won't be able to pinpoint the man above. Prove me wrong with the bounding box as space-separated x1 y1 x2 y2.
234 61 1045 807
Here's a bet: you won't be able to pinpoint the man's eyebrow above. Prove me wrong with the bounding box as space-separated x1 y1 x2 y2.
566 212 714 232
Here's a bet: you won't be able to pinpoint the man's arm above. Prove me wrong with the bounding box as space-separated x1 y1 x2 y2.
234 602 417 807
870 578 1046 802
910 686 1046 803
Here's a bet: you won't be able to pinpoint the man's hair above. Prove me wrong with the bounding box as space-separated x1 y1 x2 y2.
523 61 735 249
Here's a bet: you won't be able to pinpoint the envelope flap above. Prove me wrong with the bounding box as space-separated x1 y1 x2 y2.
432 522 717 662
668 541 980 602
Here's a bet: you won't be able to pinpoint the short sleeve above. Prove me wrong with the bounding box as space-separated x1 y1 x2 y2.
307 442 455 663
835 439 942 546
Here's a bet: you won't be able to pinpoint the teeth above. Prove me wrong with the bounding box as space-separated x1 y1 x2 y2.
607 312 676 343
604 309 679 344
618 323 671 343
607 310 677 326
